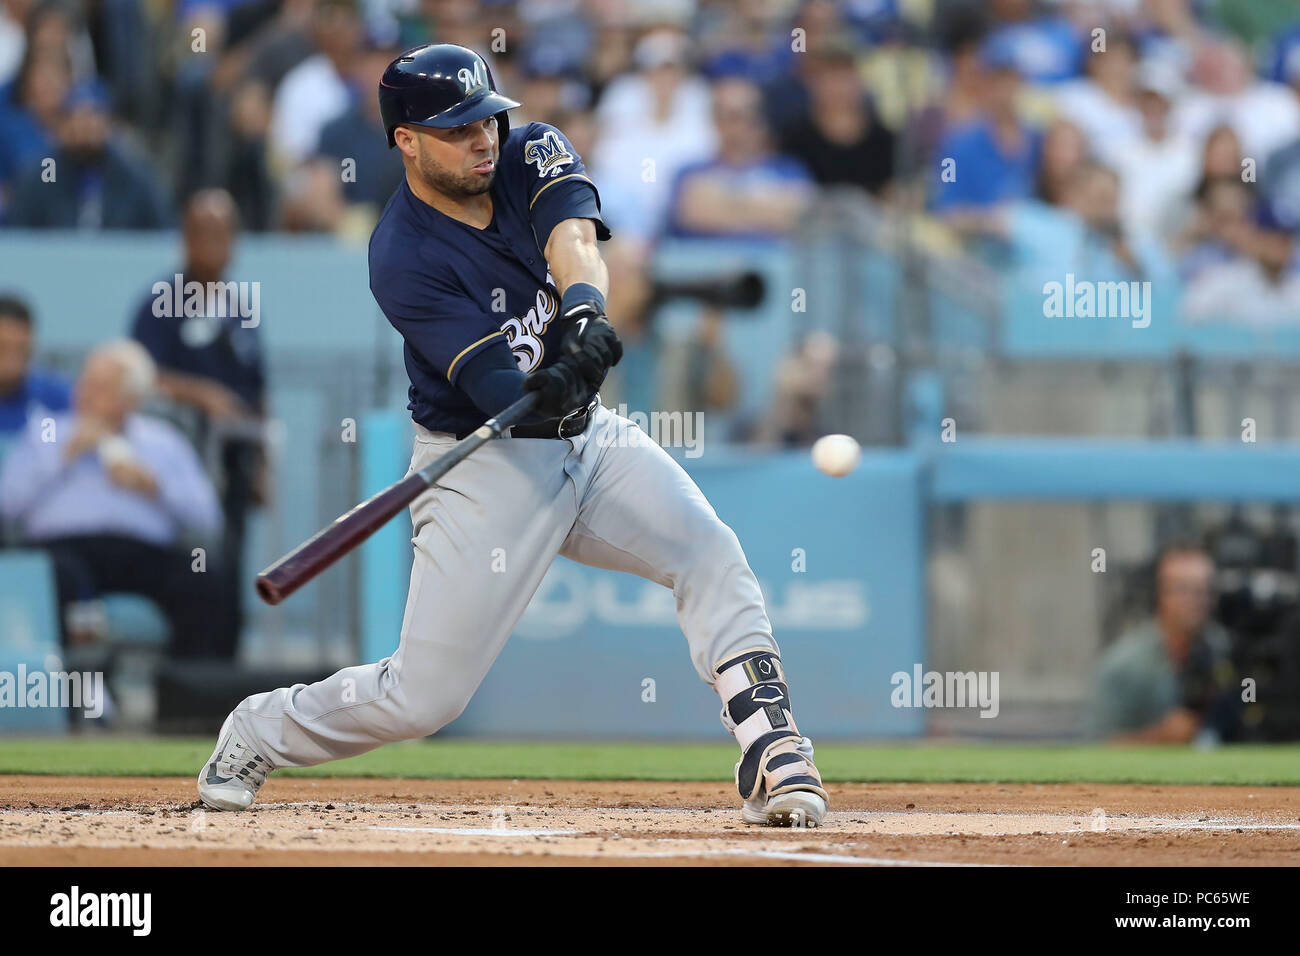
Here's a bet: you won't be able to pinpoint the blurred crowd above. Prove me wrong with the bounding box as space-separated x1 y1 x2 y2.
0 1 1294 250
2 1 1300 425
1 189 262 662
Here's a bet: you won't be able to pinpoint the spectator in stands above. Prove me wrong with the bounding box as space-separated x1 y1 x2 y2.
665 76 813 240
1181 187 1300 325
931 35 1042 215
400 0 490 53
288 44 403 232
777 41 895 198
1172 171 1256 283
1112 60 1199 242
0 0 28 88
1086 542 1239 744
1129 0 1200 68
511 45 591 129
952 154 1173 291
904 9 989 178
16 0 92 87
268 0 362 173
1017 161 1166 279
169 0 238 201
0 292 69 437
222 74 276 231
696 0 792 87
1032 118 1085 207
6 81 171 228
0 36 67 218
983 0 1083 85
86 0 153 128
0 340 234 656
1051 29 1141 167
1259 39 1300 236
589 26 715 243
941 12 989 131
129 188 266 637
180 0 316 223
1175 37 1300 164
214 0 316 98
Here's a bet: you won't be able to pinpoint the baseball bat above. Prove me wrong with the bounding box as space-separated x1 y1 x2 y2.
255 392 541 605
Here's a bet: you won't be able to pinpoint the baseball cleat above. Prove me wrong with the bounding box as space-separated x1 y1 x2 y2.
197 713 274 811
742 788 828 828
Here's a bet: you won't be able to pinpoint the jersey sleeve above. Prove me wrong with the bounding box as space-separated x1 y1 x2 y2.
514 122 612 247
370 263 509 385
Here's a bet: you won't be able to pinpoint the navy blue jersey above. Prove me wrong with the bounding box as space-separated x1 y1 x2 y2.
369 121 610 435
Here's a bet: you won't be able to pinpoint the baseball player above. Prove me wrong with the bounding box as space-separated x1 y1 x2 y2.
198 44 829 827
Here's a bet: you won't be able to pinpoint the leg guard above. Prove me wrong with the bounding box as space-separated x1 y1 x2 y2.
713 648 828 803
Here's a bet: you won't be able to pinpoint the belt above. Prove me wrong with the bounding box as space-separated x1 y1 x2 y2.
457 397 598 440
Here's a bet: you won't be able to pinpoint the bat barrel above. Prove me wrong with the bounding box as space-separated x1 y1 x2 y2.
252 393 541 605
254 472 429 605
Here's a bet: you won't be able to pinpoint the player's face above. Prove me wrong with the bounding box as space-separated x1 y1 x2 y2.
407 116 500 199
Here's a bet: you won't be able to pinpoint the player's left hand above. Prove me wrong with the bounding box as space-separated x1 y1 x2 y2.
561 301 623 388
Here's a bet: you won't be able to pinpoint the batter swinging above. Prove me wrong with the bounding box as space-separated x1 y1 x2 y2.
198 44 829 828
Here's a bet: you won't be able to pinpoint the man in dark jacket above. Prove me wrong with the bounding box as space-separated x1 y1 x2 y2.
6 83 171 229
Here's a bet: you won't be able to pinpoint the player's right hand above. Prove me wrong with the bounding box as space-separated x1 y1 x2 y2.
522 356 590 418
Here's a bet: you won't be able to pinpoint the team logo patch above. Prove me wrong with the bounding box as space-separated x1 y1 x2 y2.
457 60 488 94
764 703 789 729
743 657 784 685
524 130 574 179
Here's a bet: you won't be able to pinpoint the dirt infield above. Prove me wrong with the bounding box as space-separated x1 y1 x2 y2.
1 776 1298 865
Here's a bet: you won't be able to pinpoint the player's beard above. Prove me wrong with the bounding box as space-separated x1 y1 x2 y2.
416 148 495 198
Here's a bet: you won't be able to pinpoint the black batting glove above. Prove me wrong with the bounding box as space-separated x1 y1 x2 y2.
522 356 590 419
560 300 623 389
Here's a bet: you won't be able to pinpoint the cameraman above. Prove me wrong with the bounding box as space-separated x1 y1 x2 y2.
1086 542 1240 744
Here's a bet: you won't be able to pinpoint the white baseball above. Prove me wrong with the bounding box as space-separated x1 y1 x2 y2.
811 433 861 477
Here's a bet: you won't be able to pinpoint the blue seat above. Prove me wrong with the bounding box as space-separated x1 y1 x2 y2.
0 550 68 733
102 594 169 646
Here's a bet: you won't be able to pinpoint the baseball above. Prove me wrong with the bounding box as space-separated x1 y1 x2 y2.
811 433 861 477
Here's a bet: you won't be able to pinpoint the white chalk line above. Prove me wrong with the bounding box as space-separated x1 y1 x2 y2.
357 828 1008 866
369 826 581 837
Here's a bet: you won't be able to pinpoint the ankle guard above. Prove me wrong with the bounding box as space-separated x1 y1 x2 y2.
714 649 827 802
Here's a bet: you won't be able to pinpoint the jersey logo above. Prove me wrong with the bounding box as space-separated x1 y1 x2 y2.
457 61 488 94
501 278 558 373
524 130 574 179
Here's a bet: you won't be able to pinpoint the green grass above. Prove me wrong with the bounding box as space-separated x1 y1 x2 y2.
0 738 1298 786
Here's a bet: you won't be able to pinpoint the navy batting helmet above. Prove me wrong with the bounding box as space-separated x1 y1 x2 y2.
378 44 521 149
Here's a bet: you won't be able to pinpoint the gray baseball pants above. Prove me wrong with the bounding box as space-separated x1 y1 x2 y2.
227 404 778 767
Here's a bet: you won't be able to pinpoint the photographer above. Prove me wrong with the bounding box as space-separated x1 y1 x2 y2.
1086 542 1240 744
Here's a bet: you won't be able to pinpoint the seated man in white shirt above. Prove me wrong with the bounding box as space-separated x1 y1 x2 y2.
0 340 233 657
